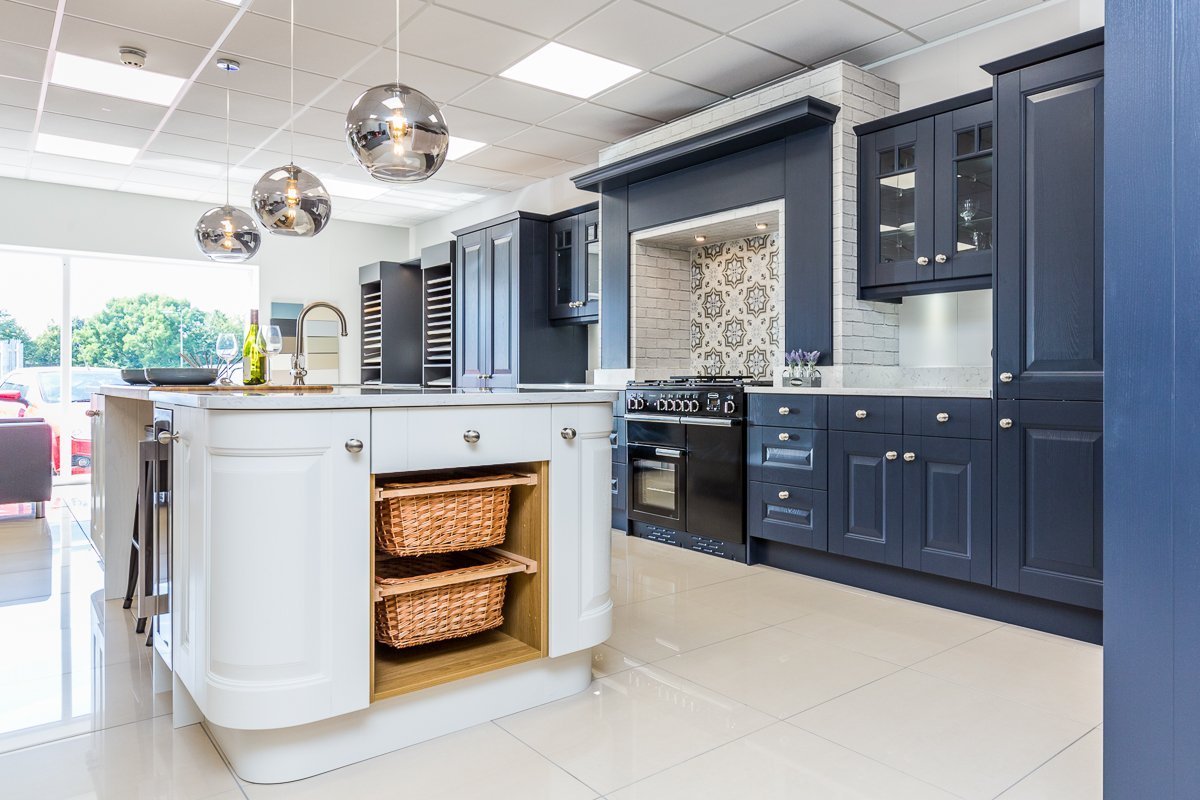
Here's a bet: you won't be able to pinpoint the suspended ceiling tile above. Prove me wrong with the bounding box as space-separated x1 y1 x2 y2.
0 103 34 131
220 12 376 78
459 145 563 175
488 173 541 192
135 151 227 178
30 151 131 178
909 0 1044 42
195 57 336 108
0 1 55 49
0 75 41 108
250 0 425 47
310 79 373 114
639 0 798 32
438 105 529 143
394 7 543 75
237 148 343 176
434 161 519 189
0 145 30 166
63 0 237 48
821 31 924 67
43 85 168 131
558 0 717 71
849 0 984 30
436 0 610 39
292 105 346 140
343 51 488 104
160 109 278 149
281 130 352 163
28 169 121 190
656 36 802 96
146 131 251 162
734 0 898 64
56 16 211 79
496 126 608 161
120 181 202 201
38 112 151 148
453 78 580 125
176 84 293 130
0 127 31 149
593 73 724 123
526 159 581 179
541 102 658 143
0 41 48 82
124 166 216 190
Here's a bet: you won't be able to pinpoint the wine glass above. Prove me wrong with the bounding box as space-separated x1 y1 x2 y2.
263 325 283 385
959 197 977 224
215 333 238 385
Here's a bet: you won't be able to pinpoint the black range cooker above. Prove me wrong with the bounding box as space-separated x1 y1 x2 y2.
624 376 766 561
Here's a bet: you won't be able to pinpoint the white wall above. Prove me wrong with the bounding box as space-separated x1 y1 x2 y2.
0 177 409 382
899 290 992 367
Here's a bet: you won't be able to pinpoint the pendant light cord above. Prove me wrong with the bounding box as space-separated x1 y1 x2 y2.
289 0 295 164
395 0 400 84
224 88 231 206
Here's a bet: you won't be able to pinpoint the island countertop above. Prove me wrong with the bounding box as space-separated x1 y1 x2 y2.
94 384 617 409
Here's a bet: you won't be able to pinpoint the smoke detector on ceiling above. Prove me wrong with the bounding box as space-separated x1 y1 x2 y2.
118 47 147 69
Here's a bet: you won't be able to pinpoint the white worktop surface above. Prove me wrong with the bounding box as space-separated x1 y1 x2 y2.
95 385 617 409
746 385 992 398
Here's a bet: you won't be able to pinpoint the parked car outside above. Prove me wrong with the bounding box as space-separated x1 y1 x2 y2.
0 367 120 475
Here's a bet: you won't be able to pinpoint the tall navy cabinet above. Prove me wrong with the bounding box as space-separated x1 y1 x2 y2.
985 31 1105 610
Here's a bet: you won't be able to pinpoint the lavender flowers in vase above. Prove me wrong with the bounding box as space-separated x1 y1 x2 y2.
785 350 822 386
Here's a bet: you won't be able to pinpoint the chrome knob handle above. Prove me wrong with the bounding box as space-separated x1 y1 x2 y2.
936 412 950 423
156 430 180 445
935 253 948 264
345 438 364 453
85 409 101 418
885 450 898 461
855 409 868 419
778 490 790 500
778 406 790 415
916 256 930 266
903 451 916 462
999 372 1013 383
463 430 481 443
778 432 790 442
999 418 1013 429
560 427 576 440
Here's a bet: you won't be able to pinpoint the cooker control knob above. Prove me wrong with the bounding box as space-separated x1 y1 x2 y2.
671 399 683 411
723 399 736 414
689 400 700 412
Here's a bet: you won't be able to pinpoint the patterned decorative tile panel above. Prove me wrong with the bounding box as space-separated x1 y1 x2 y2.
690 234 781 378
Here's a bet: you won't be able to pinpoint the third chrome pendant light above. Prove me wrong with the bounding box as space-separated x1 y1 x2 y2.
195 74 261 263
251 0 331 236
344 0 449 182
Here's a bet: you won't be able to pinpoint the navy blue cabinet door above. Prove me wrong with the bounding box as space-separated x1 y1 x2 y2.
995 46 1104 401
748 482 828 551
902 435 992 585
748 425 828 488
485 221 518 389
933 101 994 280
996 399 1103 609
455 229 488 388
548 216 577 321
828 431 904 566
858 119 935 290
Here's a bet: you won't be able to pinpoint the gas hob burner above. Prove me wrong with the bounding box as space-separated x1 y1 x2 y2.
627 375 768 389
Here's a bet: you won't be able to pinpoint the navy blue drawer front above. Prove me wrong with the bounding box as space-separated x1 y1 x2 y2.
611 418 627 463
903 397 991 439
749 425 828 488
748 481 828 550
748 394 828 428
829 395 904 434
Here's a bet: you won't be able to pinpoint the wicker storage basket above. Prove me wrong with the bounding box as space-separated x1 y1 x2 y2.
374 551 529 649
374 473 535 557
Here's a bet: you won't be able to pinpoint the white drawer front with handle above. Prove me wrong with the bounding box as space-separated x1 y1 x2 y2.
403 405 552 470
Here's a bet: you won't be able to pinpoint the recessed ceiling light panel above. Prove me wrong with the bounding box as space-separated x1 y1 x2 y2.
51 51 186 106
501 43 640 99
35 133 139 165
447 137 486 161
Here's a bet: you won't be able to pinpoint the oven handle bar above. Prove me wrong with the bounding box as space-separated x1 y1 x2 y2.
626 413 682 424
654 448 684 458
681 417 738 427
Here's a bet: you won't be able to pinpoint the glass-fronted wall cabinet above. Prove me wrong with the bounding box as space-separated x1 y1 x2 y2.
857 89 994 300
547 204 599 325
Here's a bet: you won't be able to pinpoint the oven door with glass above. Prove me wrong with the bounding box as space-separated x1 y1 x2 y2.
626 416 687 530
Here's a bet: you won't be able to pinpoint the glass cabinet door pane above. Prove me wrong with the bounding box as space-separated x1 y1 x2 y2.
955 154 993 253
555 245 573 306
586 242 600 301
878 171 916 263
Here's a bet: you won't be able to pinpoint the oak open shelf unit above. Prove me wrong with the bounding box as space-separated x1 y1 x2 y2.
370 461 549 702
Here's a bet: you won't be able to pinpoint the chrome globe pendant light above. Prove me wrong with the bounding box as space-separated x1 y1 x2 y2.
345 0 449 182
251 0 331 236
195 83 261 262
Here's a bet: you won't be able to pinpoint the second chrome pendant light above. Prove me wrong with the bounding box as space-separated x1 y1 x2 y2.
345 0 449 182
252 0 331 236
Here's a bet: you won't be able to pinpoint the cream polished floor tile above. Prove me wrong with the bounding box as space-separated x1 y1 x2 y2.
591 643 645 678
609 571 675 607
674 570 859 625
790 669 1092 800
912 625 1103 726
658 626 901 718
497 666 773 795
607 722 960 800
778 586 1000 666
240 722 596 799
998 725 1102 800
607 592 766 662
0 717 238 800
611 536 759 591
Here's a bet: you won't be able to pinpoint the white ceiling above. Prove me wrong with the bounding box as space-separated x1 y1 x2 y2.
0 0 1048 227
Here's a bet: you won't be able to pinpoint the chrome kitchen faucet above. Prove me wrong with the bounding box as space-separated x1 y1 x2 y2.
291 301 348 385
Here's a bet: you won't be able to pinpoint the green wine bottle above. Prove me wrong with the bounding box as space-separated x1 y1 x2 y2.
242 309 267 386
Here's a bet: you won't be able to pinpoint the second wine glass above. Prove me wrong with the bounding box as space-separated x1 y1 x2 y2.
215 332 238 385
263 325 283 385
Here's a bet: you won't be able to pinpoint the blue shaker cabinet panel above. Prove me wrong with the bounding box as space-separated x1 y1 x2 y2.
748 425 827 489
748 482 828 551
828 431 904 567
901 435 992 585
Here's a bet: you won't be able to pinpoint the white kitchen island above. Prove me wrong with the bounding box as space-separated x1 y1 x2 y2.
90 386 615 783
